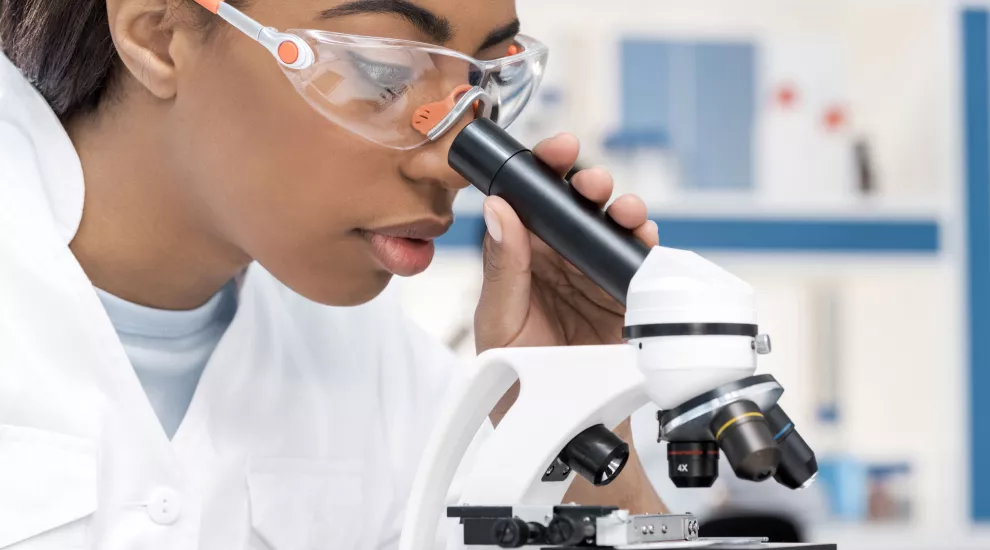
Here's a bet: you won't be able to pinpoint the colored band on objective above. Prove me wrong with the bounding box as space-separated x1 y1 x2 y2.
773 422 793 441
715 412 764 440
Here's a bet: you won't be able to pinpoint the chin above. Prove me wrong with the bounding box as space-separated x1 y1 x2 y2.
257 239 399 307
298 269 395 307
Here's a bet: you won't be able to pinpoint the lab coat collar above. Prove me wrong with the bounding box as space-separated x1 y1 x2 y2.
0 53 85 246
0 50 176 452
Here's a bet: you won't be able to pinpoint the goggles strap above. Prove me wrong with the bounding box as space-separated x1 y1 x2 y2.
193 0 313 69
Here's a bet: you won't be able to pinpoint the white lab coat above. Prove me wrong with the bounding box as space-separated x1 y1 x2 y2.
0 52 470 549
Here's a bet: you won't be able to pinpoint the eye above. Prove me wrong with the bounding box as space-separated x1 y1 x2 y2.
468 67 484 86
349 52 414 107
492 61 526 86
351 55 412 88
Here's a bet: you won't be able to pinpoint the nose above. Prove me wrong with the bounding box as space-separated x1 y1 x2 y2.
398 111 476 192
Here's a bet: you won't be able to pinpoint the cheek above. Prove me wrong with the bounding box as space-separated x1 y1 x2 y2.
175 42 412 223
168 43 404 303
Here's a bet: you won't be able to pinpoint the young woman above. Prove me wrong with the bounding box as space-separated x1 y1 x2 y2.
0 0 664 548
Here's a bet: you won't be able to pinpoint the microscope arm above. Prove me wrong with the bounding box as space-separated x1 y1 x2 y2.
399 344 649 550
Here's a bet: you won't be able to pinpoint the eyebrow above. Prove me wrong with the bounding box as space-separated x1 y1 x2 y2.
320 0 454 44
320 1 522 54
478 20 521 52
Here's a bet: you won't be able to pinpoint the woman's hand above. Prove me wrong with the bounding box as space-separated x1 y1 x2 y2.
473 132 665 514
474 131 658 360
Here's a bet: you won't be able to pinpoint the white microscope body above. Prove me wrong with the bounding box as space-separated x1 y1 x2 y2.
398 246 809 550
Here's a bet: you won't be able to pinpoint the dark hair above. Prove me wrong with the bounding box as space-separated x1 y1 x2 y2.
0 0 240 121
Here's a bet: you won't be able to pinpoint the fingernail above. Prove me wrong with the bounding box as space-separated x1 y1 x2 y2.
484 206 503 243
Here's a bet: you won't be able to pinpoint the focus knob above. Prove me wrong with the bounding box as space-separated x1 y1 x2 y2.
492 518 529 548
546 516 583 546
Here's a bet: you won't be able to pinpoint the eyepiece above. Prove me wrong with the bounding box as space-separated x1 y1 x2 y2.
764 405 819 490
667 441 720 488
449 118 527 194
711 400 781 482
560 424 630 487
448 118 650 304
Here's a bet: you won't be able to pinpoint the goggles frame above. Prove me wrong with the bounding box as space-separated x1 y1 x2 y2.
193 0 548 149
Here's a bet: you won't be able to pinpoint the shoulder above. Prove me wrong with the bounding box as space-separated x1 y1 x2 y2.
0 53 86 245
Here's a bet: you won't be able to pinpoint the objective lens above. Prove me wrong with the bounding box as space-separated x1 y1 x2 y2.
711 400 781 482
765 405 819 490
560 424 630 487
667 441 719 488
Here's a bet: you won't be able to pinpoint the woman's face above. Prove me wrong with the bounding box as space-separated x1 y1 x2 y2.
169 0 518 306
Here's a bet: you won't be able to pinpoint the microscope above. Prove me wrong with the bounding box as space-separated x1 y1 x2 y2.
398 118 833 550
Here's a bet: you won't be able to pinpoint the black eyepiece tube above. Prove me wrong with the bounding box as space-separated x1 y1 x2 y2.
449 118 652 305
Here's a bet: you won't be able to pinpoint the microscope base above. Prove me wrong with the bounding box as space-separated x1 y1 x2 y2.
533 543 836 550
701 545 836 550
603 544 836 550
447 506 836 549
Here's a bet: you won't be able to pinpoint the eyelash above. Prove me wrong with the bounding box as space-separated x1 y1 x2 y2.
377 84 410 109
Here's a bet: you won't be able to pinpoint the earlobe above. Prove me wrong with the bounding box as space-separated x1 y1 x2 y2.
106 0 180 100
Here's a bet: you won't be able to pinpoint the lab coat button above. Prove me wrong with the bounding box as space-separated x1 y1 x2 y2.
147 487 181 525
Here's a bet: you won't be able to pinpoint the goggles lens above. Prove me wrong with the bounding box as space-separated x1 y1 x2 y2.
487 48 545 129
281 30 548 150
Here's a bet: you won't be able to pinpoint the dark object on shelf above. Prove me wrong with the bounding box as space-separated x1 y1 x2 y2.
855 138 876 195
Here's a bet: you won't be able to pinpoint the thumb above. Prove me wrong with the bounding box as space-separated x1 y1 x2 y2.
475 196 532 351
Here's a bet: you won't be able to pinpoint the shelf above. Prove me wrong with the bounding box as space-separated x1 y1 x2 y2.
437 214 941 253
629 196 948 221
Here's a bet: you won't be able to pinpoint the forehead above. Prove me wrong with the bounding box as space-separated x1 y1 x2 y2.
408 0 518 33
254 0 518 53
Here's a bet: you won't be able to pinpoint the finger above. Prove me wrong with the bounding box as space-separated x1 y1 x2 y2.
475 196 533 350
605 194 649 229
633 220 660 248
531 133 580 177
569 167 614 208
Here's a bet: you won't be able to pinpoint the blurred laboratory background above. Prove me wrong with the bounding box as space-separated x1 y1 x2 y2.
398 1 990 548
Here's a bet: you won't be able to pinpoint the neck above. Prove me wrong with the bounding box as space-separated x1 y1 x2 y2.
66 101 250 310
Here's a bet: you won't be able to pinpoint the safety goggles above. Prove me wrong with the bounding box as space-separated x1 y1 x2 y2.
193 1 549 150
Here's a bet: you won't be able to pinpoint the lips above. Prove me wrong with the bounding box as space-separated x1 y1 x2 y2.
362 219 452 277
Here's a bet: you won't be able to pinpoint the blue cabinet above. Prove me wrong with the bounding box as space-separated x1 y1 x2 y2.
618 39 756 190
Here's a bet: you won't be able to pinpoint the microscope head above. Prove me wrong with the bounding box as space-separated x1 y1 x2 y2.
621 247 818 492
623 247 760 409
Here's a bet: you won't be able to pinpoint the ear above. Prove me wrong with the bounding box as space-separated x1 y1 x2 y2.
106 0 187 100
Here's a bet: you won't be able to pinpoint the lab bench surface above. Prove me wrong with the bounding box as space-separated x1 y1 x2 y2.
707 545 835 549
